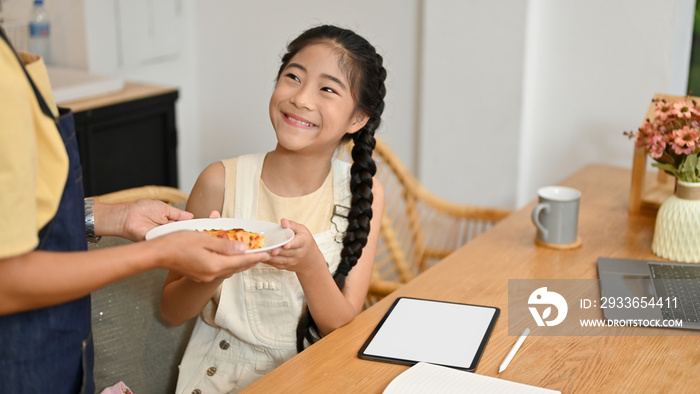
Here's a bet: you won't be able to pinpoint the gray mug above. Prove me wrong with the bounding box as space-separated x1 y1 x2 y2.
531 186 581 245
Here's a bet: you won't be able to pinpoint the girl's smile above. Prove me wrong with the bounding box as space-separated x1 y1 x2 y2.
283 112 316 128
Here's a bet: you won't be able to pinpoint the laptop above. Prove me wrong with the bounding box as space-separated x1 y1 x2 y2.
597 257 700 330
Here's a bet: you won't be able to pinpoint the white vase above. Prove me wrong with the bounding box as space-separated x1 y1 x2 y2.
651 180 700 262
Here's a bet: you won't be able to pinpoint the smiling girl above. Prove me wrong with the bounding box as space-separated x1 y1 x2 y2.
160 25 387 392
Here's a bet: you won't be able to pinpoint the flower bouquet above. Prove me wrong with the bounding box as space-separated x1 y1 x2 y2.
626 96 700 262
625 97 700 182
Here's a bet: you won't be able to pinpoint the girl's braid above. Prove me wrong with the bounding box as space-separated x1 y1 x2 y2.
296 46 387 352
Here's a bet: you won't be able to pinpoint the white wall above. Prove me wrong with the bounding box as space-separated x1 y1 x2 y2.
421 0 527 208
3 0 696 210
515 0 695 207
421 0 695 209
193 0 420 193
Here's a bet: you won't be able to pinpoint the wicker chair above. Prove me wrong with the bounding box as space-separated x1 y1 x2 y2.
88 185 192 394
338 138 512 305
92 185 189 205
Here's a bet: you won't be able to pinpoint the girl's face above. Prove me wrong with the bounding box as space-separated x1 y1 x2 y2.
269 43 368 154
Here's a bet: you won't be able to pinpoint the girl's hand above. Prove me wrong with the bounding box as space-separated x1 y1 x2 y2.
207 210 221 218
266 219 326 275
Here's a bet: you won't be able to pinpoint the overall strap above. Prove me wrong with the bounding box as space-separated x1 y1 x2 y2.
0 26 56 121
234 153 265 219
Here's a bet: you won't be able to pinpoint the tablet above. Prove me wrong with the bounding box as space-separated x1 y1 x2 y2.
358 297 499 372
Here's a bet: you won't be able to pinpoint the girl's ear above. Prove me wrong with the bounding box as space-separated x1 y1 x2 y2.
347 112 370 135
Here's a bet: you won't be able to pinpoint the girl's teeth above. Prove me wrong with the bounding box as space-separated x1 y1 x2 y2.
289 115 314 127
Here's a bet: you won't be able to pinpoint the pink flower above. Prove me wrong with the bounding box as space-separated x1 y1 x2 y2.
672 100 692 118
633 123 650 148
670 126 699 155
654 100 673 120
648 134 666 159
671 143 694 155
673 125 698 144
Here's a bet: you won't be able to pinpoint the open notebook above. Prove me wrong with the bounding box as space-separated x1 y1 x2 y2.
384 362 560 394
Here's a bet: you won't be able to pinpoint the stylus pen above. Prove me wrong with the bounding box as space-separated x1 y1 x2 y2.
498 328 530 373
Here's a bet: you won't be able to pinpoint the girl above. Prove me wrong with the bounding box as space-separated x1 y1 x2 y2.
161 24 387 392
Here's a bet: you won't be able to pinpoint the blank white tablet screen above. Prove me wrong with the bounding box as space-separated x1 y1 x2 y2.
362 298 497 368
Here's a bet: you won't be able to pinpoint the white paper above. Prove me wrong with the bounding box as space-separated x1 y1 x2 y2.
383 362 561 394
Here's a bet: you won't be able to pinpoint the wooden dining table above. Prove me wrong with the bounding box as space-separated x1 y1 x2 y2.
242 164 700 393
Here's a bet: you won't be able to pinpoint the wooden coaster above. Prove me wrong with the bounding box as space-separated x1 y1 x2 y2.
535 236 583 250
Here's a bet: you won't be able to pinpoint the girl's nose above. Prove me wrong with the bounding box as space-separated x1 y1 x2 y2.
290 87 314 110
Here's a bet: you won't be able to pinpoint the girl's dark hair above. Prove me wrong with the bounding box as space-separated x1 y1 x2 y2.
275 25 387 352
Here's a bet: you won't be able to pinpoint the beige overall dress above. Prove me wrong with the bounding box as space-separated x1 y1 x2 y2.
176 153 351 393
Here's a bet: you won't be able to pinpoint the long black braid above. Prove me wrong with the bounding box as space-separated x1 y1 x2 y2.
274 25 387 352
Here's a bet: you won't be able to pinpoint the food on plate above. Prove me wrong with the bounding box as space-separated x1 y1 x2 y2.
200 228 265 250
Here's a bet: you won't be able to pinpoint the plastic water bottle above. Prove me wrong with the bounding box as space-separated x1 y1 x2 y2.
29 0 51 64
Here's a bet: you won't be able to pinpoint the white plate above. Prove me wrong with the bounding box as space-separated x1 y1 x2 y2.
145 218 294 253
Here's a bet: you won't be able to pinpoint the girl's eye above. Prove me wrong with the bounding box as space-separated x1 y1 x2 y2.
285 73 300 82
321 87 337 94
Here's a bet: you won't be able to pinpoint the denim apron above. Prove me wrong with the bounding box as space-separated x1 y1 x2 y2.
0 29 94 394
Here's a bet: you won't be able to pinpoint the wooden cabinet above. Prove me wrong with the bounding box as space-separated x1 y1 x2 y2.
61 82 179 197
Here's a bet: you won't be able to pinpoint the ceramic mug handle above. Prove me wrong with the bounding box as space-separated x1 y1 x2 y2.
531 203 550 240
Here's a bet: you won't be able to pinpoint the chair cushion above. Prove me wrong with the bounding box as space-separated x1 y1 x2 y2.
89 235 194 393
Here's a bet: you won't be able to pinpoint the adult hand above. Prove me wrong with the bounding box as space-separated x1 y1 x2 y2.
155 230 268 282
266 218 326 275
95 200 194 242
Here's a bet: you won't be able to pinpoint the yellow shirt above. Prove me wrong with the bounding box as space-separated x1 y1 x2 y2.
0 40 68 258
221 157 333 234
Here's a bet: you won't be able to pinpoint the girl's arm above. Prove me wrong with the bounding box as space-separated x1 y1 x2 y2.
268 178 384 336
160 162 239 326
161 271 226 326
